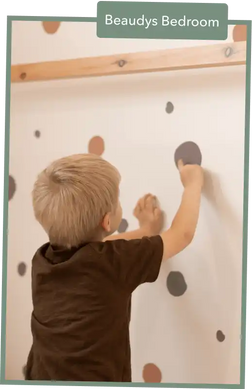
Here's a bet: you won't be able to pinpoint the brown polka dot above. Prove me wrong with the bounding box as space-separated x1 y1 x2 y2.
143 363 162 383
216 330 225 342
88 136 105 156
34 130 41 138
42 21 61 34
233 25 247 42
9 175 16 201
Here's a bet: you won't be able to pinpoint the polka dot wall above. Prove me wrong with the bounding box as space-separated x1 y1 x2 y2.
8 21 246 382
12 94 229 383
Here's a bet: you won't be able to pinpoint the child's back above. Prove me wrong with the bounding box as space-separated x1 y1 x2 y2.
26 153 203 382
26 236 163 381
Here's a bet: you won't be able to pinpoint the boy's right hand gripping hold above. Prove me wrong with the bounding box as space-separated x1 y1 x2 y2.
177 159 204 190
160 159 204 261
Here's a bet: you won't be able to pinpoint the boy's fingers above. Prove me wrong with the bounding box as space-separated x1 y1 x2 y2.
133 204 140 215
145 194 156 210
154 207 162 216
138 197 144 210
138 193 158 211
177 159 184 171
154 207 163 222
135 200 142 210
139 194 150 209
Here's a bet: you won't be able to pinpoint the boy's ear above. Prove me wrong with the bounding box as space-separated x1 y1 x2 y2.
101 213 111 232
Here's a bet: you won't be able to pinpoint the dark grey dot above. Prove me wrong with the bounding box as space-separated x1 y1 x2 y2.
34 130 41 138
166 271 187 297
9 175 16 201
118 218 129 233
216 330 225 342
174 141 202 167
165 102 174 114
18 262 27 276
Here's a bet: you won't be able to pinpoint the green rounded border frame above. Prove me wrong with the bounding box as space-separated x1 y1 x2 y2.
0 15 251 389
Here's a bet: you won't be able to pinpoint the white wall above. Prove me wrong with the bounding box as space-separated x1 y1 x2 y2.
7 21 246 384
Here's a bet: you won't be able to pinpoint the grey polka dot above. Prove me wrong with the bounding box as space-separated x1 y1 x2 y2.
174 141 202 167
166 271 187 296
18 262 27 276
34 130 41 138
165 102 174 114
118 218 129 233
9 175 16 201
216 330 225 342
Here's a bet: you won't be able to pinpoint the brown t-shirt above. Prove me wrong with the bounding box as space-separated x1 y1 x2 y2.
25 236 163 382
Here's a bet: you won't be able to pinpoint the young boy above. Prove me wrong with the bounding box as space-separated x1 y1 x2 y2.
25 153 204 382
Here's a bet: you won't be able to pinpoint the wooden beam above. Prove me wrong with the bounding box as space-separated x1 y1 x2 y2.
11 41 246 83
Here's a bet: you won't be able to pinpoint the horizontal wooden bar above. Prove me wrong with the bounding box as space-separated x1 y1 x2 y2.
11 41 246 83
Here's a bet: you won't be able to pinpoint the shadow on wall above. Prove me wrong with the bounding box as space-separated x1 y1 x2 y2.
22 365 26 379
165 169 243 384
203 169 242 248
203 169 243 383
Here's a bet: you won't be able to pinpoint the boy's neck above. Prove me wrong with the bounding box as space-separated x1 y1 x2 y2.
50 230 108 251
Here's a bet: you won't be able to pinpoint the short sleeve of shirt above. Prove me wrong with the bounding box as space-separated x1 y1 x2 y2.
102 235 163 292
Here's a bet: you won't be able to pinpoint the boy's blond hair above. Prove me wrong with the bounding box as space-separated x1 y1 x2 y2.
32 154 121 248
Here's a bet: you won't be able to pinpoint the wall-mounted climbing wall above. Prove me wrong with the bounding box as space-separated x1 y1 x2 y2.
7 21 246 384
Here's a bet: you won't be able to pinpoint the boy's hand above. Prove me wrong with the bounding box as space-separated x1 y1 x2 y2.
133 194 164 236
177 159 204 189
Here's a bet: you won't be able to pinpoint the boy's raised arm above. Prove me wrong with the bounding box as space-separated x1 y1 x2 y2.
160 160 203 260
104 228 150 241
104 160 204 259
